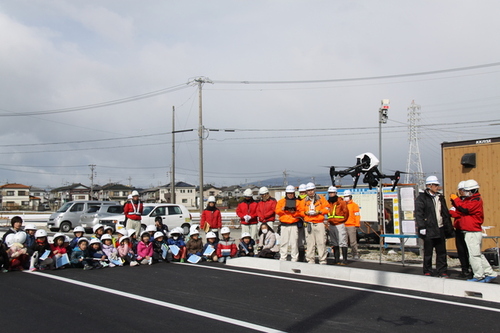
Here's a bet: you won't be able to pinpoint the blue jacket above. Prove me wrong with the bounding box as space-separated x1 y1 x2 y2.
167 237 186 247
70 247 89 264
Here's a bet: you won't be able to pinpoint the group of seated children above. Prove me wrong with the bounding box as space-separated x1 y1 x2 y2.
1 216 280 272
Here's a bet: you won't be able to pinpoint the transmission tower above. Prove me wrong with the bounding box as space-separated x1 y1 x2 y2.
404 100 425 189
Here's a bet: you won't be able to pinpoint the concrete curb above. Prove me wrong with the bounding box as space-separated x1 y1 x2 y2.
225 257 500 303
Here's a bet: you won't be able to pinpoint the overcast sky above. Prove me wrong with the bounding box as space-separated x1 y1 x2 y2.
1 0 499 190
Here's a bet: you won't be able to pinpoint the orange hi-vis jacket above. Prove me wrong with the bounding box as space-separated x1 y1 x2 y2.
344 200 360 227
302 194 329 223
275 197 304 224
327 198 349 225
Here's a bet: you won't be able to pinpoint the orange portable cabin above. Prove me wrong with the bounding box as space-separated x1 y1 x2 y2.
442 137 500 250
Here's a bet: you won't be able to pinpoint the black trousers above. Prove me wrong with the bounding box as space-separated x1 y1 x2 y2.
455 229 470 272
423 227 447 275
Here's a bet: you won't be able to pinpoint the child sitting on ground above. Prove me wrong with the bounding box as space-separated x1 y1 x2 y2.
70 238 93 270
136 231 153 265
101 234 121 267
89 238 108 268
201 232 218 262
92 224 105 240
116 236 139 266
146 225 157 242
167 227 187 263
238 232 255 257
153 232 169 263
69 226 85 252
128 229 139 253
186 230 203 260
50 233 69 269
6 232 29 271
103 226 118 247
23 224 37 251
29 229 54 271
216 227 238 263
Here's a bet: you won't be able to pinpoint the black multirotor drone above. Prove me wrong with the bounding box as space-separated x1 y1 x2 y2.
329 152 402 191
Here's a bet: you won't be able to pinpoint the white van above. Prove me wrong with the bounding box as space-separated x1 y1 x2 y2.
99 203 192 234
47 201 119 232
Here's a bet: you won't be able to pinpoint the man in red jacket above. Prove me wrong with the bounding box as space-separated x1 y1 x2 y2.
237 189 259 241
257 187 277 230
124 190 143 237
450 179 497 283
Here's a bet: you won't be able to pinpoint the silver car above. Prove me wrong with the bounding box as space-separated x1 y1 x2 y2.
80 204 124 233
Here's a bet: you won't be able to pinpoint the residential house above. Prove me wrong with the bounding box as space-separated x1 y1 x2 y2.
0 183 31 210
98 183 135 204
50 183 91 209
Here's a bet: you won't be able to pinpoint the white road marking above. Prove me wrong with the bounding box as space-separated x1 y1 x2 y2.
26 271 285 333
179 263 500 313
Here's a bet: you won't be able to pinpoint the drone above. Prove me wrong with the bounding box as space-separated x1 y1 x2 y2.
329 152 402 191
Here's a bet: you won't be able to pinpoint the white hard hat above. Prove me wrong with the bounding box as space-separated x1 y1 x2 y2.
127 229 136 237
119 235 129 243
243 189 253 197
457 181 466 190
131 190 139 197
127 194 133 200
101 234 112 241
35 229 47 238
78 237 89 244
463 179 479 191
305 182 316 190
5 234 15 247
154 231 165 239
89 238 101 245
206 231 217 239
116 229 128 236
241 232 251 238
11 232 27 245
170 227 182 235
208 196 216 203
343 190 352 196
140 230 150 238
425 175 440 185
258 187 269 195
221 226 231 234
53 233 65 241
328 186 337 193
24 224 37 231
190 224 200 233
93 224 104 233
64 235 71 243
298 184 307 192
285 185 295 193
73 226 85 233
103 226 114 232
146 225 156 232
189 229 200 237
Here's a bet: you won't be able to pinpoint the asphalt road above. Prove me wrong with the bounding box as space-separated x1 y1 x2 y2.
1 262 499 332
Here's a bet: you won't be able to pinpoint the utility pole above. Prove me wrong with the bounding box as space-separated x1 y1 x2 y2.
378 99 390 234
283 169 288 186
171 105 176 204
89 164 96 200
194 77 212 214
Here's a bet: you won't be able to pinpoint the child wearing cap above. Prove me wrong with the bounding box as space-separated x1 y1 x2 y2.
186 230 203 259
69 226 85 251
6 232 29 271
216 227 237 263
89 239 108 268
23 224 37 251
136 231 154 265
103 226 118 247
101 234 121 267
238 232 255 257
29 229 54 271
92 224 105 240
50 233 69 269
201 232 218 262
70 238 93 270
153 232 169 263
117 236 139 266
128 229 139 253
167 228 187 263
145 225 157 242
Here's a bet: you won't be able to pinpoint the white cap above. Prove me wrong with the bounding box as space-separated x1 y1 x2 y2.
221 226 231 234
189 230 200 237
154 231 165 239
119 235 129 243
116 229 128 236
463 179 479 190
127 229 136 237
89 238 101 245
305 182 316 190
298 184 307 192
206 231 217 239
131 190 139 197
258 187 269 195
92 224 104 233
241 232 251 238
343 190 352 196
146 225 157 232
328 186 337 193
425 175 440 185
78 237 89 244
101 234 112 241
457 181 466 190
24 223 37 230
208 196 216 203
285 185 295 193
243 189 253 197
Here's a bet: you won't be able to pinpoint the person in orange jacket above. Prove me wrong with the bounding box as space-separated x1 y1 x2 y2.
327 186 350 265
302 183 329 264
276 185 304 262
343 190 360 260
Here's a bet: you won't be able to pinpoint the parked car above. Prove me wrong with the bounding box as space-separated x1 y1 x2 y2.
99 203 192 234
80 204 124 233
47 201 119 232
